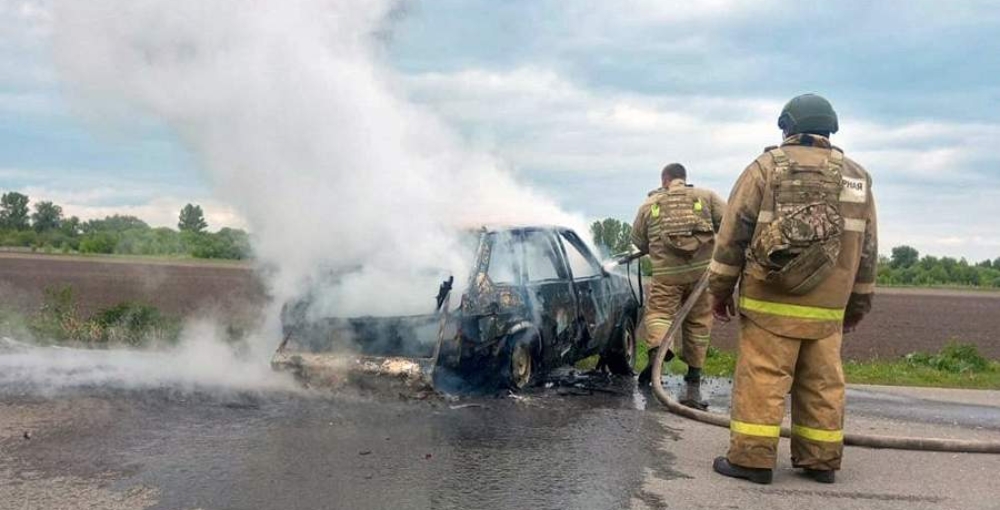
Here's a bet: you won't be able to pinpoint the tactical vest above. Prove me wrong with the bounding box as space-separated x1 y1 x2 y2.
650 187 715 255
747 147 845 295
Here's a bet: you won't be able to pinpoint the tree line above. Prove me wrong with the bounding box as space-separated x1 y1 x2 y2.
0 191 250 260
878 245 1000 288
590 217 1000 288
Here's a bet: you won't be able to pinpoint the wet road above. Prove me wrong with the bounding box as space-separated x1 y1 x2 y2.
1 372 680 510
3 341 1000 510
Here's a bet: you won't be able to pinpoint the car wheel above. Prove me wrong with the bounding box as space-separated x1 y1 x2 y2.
601 316 637 376
504 337 535 390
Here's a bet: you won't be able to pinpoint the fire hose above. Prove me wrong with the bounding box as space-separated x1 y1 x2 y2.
647 272 1000 454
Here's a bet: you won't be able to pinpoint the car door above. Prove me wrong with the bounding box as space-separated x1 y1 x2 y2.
520 229 577 366
559 230 615 354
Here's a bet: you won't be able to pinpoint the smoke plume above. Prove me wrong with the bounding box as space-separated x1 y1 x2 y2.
51 0 585 329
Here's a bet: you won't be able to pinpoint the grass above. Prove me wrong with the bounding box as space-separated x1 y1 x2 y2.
844 343 1000 389
1 285 183 347
578 339 1000 390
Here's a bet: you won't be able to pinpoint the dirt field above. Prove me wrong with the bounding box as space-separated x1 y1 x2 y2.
0 253 266 319
707 287 1000 360
1 253 998 360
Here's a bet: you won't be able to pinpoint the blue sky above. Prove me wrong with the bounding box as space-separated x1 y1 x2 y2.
2 0 999 260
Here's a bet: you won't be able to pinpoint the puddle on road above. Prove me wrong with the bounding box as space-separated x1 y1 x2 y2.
0 350 702 510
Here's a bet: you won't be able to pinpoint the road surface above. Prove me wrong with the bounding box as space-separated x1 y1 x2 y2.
2 342 999 510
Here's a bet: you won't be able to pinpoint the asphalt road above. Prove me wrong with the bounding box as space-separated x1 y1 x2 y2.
2 342 999 510
2 379 670 510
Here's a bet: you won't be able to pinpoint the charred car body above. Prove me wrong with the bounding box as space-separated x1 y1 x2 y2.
272 226 640 392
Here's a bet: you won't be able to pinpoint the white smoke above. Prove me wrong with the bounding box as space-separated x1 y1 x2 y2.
50 0 586 327
0 323 297 394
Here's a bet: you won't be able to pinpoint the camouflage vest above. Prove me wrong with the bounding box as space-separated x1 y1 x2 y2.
748 147 845 295
650 187 714 255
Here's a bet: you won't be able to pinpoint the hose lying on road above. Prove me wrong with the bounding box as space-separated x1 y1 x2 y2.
648 273 1000 454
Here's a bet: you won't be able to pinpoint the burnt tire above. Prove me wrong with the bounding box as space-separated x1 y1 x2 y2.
601 315 637 376
502 335 536 391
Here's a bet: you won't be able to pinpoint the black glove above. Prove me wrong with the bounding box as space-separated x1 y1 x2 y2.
843 313 864 333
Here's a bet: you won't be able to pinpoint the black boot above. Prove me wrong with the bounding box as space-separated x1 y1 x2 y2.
712 457 773 484
802 468 836 484
637 348 674 386
683 367 702 383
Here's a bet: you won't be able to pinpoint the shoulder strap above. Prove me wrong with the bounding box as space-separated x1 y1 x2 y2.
767 147 790 190
827 148 844 174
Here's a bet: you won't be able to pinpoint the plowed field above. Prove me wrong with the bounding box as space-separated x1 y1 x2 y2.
707 287 1000 360
2 253 998 360
0 252 265 319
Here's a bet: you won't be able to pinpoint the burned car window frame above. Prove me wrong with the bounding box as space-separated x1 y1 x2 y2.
558 230 604 281
522 229 570 283
485 231 522 285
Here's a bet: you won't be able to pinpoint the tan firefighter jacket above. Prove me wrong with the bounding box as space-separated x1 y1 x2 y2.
708 134 878 339
632 179 727 285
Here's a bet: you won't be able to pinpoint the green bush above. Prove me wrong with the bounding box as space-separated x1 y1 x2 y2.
79 231 118 254
184 229 251 259
14 230 37 247
905 342 993 374
91 302 181 346
25 286 181 346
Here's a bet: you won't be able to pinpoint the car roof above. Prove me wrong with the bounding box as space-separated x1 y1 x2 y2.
474 224 572 235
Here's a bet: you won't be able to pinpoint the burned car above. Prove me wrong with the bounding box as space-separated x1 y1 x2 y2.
272 226 640 392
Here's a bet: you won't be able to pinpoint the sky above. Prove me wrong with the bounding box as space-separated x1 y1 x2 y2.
1 0 999 261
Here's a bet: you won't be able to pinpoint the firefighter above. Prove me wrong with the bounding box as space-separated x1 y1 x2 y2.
631 163 726 409
708 93 878 485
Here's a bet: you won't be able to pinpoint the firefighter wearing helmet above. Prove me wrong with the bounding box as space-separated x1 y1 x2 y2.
709 93 878 484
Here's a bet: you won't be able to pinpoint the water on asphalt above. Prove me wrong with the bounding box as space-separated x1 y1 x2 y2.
3 340 999 510
0 344 689 510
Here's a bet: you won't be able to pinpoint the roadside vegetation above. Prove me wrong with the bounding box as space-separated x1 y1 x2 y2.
578 337 999 390
0 284 260 350
0 286 183 347
648 341 999 390
0 191 250 260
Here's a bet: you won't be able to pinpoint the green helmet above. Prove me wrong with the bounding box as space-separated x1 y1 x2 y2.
777 93 839 135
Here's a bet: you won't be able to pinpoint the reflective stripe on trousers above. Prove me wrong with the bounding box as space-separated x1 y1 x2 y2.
731 420 780 438
730 422 843 442
792 424 843 443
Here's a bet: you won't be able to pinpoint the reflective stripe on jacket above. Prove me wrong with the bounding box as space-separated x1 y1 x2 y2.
708 134 878 339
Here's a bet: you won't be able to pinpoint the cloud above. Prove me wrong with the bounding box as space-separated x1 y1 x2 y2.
405 67 778 179
2 0 999 263
403 66 1000 261
0 0 54 86
563 0 773 25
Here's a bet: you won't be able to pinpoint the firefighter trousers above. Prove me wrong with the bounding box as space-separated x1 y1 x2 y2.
727 318 845 471
643 278 712 369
